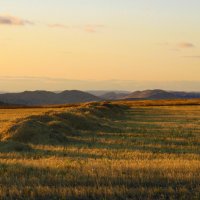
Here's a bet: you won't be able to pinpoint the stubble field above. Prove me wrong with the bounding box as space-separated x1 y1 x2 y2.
0 100 199 199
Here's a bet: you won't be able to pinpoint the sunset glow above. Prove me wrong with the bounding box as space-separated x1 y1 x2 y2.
1 1 200 86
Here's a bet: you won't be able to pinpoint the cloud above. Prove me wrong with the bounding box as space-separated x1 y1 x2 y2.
47 23 105 33
48 24 68 29
159 41 196 52
0 14 33 26
177 42 195 49
83 24 105 33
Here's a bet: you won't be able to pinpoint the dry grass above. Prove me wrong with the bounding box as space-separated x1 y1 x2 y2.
0 100 199 199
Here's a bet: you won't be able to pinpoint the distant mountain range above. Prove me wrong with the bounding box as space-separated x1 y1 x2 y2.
1 77 200 92
91 89 200 100
88 90 130 100
99 92 130 100
0 89 199 106
88 90 130 97
122 89 200 100
0 90 101 106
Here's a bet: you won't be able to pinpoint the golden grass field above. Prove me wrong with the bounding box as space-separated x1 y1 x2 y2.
0 100 199 199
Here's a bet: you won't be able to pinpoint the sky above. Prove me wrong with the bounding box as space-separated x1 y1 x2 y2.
0 0 200 90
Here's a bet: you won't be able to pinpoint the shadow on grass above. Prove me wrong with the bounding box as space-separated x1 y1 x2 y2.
0 136 199 161
0 162 199 200
1 105 199 156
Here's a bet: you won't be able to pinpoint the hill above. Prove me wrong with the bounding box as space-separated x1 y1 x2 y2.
1 102 127 144
0 90 101 106
88 90 130 97
57 90 101 104
100 92 129 100
123 89 200 100
123 89 176 100
0 101 7 106
171 91 200 98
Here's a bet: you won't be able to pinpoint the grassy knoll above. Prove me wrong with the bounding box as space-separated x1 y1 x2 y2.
0 100 199 199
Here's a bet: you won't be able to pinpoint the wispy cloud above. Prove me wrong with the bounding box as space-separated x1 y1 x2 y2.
158 41 196 52
83 24 105 33
177 42 195 49
0 13 105 33
0 14 34 26
47 23 105 33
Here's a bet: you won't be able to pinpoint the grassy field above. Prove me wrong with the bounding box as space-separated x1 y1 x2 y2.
0 100 199 199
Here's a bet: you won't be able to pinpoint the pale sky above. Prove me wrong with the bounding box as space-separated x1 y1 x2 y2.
0 0 200 85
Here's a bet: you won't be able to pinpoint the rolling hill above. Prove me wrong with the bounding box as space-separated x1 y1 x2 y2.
123 90 176 100
0 89 199 105
88 90 130 97
171 91 200 98
0 101 8 106
122 89 200 100
100 92 129 100
0 90 101 106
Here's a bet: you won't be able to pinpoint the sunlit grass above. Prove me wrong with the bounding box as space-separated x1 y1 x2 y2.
0 100 199 199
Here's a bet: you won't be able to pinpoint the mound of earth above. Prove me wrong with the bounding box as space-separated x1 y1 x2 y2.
2 102 128 145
